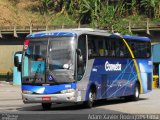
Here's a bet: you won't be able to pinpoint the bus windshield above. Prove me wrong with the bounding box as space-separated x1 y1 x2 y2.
48 37 75 70
22 37 76 85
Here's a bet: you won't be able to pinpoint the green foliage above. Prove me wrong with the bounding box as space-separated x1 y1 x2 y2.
113 19 133 35
41 0 160 34
95 5 115 28
140 0 160 18
51 15 76 25
114 0 126 18
151 18 160 25
3 0 160 34
40 0 52 14
140 0 156 8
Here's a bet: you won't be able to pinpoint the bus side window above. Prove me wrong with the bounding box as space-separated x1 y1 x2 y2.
105 38 114 57
120 40 130 58
88 40 94 58
134 42 144 58
104 38 111 57
98 39 105 56
146 43 151 58
88 36 98 58
104 45 109 56
130 42 135 57
115 40 120 57
111 40 116 57
129 41 151 58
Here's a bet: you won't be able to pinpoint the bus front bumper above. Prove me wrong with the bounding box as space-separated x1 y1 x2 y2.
22 92 77 103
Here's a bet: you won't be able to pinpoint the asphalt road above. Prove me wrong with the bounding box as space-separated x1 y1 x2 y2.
0 83 160 120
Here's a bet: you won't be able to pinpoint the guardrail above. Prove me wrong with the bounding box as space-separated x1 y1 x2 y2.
0 19 160 37
0 24 89 32
0 24 89 37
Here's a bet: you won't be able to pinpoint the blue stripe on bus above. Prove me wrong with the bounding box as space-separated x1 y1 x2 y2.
111 34 150 41
22 83 77 94
27 32 77 38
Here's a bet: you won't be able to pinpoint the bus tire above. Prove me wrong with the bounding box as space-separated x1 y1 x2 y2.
125 83 140 101
84 89 96 108
42 103 52 110
131 83 140 101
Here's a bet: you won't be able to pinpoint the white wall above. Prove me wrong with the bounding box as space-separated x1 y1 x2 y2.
0 45 23 73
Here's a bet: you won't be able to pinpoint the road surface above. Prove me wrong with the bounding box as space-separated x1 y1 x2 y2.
0 83 160 120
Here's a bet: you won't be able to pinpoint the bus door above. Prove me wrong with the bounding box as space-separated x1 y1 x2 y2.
76 35 87 81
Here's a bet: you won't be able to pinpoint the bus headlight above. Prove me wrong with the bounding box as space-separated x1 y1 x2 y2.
61 89 75 94
22 90 33 94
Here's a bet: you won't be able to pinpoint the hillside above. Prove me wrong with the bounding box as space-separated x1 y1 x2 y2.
0 0 76 26
0 0 160 35
0 0 44 26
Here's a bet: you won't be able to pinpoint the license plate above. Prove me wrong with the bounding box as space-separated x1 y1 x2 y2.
42 96 51 101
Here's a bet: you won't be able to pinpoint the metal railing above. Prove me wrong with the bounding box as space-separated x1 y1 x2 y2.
0 19 160 36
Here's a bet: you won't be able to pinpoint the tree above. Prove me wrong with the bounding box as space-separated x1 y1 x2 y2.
154 0 160 18
140 0 157 18
114 0 126 18
130 0 138 16
68 0 101 25
40 0 52 14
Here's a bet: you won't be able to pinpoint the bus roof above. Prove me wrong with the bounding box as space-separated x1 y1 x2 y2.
26 28 151 42
122 35 150 41
26 28 111 38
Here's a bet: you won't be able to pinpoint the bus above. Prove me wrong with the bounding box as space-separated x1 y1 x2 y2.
14 28 152 110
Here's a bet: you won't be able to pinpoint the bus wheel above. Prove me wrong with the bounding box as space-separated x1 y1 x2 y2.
42 103 52 110
84 89 96 108
131 83 140 101
125 83 140 101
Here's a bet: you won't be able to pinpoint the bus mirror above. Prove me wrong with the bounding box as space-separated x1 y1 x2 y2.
14 56 19 67
17 64 22 72
76 49 84 66
14 56 22 72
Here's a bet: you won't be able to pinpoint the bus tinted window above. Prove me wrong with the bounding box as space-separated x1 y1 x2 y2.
128 40 151 58
88 35 101 58
87 35 150 59
104 38 131 58
88 35 131 58
114 39 130 58
98 39 105 56
104 38 115 57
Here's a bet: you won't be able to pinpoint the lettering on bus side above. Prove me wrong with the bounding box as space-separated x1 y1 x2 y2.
105 61 122 71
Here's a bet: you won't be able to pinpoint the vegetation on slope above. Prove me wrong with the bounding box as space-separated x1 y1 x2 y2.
1 0 160 34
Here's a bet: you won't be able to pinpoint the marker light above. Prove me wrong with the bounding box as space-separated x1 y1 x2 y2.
24 39 29 50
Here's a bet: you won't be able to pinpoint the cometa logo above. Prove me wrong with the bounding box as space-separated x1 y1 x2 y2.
105 61 122 71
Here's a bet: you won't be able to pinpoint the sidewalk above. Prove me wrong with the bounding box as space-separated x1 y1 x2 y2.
0 81 13 86
0 82 23 110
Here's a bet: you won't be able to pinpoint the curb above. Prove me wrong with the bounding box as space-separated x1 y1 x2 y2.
0 81 13 86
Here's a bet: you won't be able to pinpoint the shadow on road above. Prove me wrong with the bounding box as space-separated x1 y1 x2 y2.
17 103 86 111
95 97 148 107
